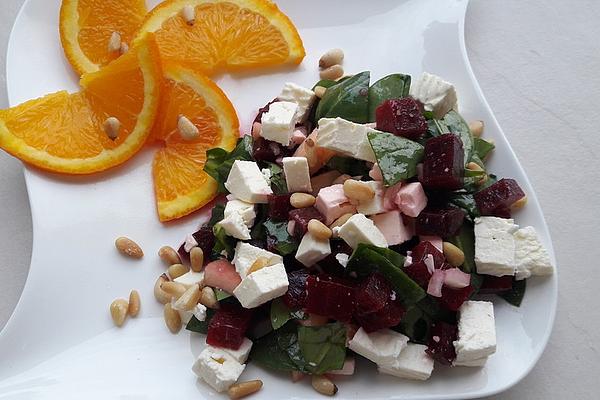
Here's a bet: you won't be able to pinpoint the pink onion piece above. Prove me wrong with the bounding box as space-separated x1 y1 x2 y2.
427 269 446 297
424 254 435 274
327 357 355 376
287 220 296 236
443 268 471 289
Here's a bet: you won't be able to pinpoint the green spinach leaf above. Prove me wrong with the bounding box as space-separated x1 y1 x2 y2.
264 219 298 256
367 131 424 186
312 79 338 90
214 288 232 301
397 306 431 344
368 73 411 121
449 193 480 222
315 71 370 123
499 279 526 307
266 162 288 195
441 110 473 162
185 309 216 334
212 224 236 257
207 203 225 227
448 222 476 273
326 156 370 176
204 136 253 193
270 298 292 330
473 137 495 161
298 322 347 374
251 323 309 373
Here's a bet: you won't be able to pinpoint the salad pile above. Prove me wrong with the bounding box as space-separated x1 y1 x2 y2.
161 70 554 396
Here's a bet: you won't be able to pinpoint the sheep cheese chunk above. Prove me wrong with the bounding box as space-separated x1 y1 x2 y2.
192 347 245 392
296 231 331 267
174 271 205 288
514 226 554 280
317 117 377 162
474 216 518 277
224 160 273 204
283 157 312 193
355 181 387 216
371 210 413 246
453 301 496 365
338 213 388 249
232 242 283 279
315 184 356 225
233 263 289 308
378 343 435 381
278 82 316 122
409 72 458 118
224 199 256 228
218 211 251 240
206 338 253 364
260 101 298 145
348 327 409 366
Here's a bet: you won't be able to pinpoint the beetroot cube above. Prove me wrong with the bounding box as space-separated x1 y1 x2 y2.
411 241 445 267
178 226 216 264
416 207 465 237
289 207 325 238
474 178 525 217
283 269 309 309
422 134 464 190
252 137 285 163
355 298 405 333
268 194 292 220
207 303 254 350
375 98 427 140
426 321 458 365
439 285 474 311
355 273 394 315
177 243 190 264
403 261 431 289
305 274 356 322
479 275 514 294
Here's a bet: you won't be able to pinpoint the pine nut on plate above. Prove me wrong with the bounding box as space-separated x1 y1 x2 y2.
128 290 141 317
159 246 181 265
110 299 128 327
311 375 338 396
228 380 263 399
163 303 182 334
115 237 143 259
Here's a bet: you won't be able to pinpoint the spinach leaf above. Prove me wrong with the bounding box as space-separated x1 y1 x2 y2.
473 137 495 161
270 298 292 330
204 136 253 193
212 224 236 257
264 219 298 256
368 73 411 121
251 323 309 373
440 111 473 162
326 156 370 176
185 309 216 334
479 173 498 190
266 162 287 195
499 279 526 307
449 193 480 222
315 71 370 123
250 204 268 242
312 79 338 90
298 322 347 374
367 131 424 187
214 288 232 301
207 203 225 227
397 306 431 344
448 222 476 273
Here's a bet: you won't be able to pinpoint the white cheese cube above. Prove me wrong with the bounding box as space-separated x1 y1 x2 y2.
295 231 331 267
317 117 377 162
356 181 387 215
409 72 458 118
453 301 496 363
193 303 208 321
208 338 253 364
232 242 283 279
514 226 554 280
338 213 388 249
233 263 289 308
225 160 273 204
474 216 518 276
175 302 206 326
261 168 272 185
454 356 488 367
260 101 298 145
278 82 316 122
218 212 251 240
224 199 256 228
283 157 312 193
192 347 245 392
348 327 409 366
174 271 205 288
377 343 434 380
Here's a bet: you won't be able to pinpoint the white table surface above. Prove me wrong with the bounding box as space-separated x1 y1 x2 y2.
1 1 599 399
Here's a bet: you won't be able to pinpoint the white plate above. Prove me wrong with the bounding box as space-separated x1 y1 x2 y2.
0 0 557 398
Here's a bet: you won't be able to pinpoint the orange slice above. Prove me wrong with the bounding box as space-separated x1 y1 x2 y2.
152 64 239 222
135 0 305 74
0 35 161 174
60 0 148 75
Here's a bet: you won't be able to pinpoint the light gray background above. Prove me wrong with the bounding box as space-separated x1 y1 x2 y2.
1 1 599 399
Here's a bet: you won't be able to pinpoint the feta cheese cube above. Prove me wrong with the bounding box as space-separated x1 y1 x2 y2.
514 226 554 280
224 199 256 228
225 160 273 203
296 231 331 267
218 212 251 240
371 210 414 246
338 213 388 249
336 253 350 267
395 182 428 217
348 327 408 366
278 82 316 122
310 170 342 196
377 343 434 380
453 301 496 363
174 271 205 287
283 157 312 193
192 347 245 392
193 303 208 321
175 302 206 325
454 356 488 367
317 117 377 162
260 101 298 145
207 338 253 364
356 181 387 215
474 217 518 276
409 72 458 118
233 263 289 308
232 242 283 279
315 184 356 225
261 168 272 186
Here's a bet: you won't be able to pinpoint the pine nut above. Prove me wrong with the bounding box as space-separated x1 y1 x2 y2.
344 179 375 202
190 247 205 272
314 86 327 99
154 274 171 304
115 236 143 258
164 303 182 333
110 299 129 327
308 219 332 240
120 42 129 54
128 290 141 317
291 371 305 382
247 257 270 276
443 242 465 267
469 120 484 137
228 380 263 399
320 64 344 81
332 174 352 185
200 286 220 309
512 195 528 209
465 162 488 185
290 193 316 208
108 31 122 53
319 48 344 69
158 246 181 266
181 5 195 25
330 213 354 230
168 263 189 280
311 375 338 396
177 114 199 140
173 284 201 311
103 117 121 140
161 281 187 300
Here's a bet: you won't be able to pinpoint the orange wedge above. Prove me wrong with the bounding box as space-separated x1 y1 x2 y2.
135 0 305 74
0 36 161 174
152 64 239 222
60 0 148 75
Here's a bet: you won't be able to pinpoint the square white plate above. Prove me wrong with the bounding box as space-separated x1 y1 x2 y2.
0 0 557 398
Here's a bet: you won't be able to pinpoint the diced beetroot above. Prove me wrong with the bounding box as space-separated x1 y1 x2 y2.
426 321 458 365
268 194 292 220
252 137 285 163
177 243 190 264
411 241 445 267
254 98 278 123
193 226 216 257
404 261 431 288
282 269 309 309
288 207 325 238
207 303 253 350
375 98 428 140
421 134 464 190
479 275 514 294
318 240 353 277
474 178 525 217
204 259 242 294
305 274 356 322
416 207 465 238
439 285 474 311
355 298 405 333
355 273 393 315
